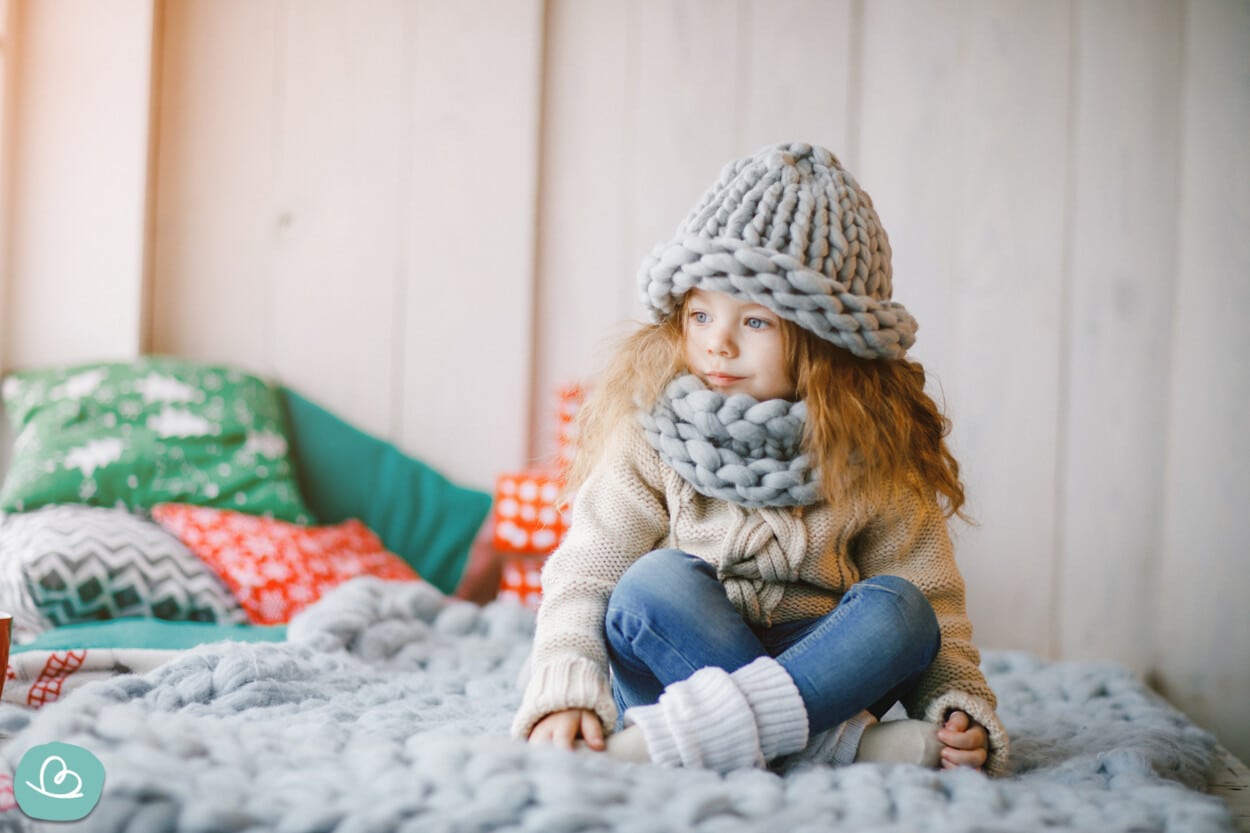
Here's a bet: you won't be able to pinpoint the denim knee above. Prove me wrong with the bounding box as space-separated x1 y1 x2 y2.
608 549 706 617
854 575 941 665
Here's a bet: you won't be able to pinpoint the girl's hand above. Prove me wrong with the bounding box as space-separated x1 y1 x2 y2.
527 708 606 751
936 710 988 770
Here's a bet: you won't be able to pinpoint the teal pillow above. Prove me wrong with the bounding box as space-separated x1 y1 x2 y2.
13 618 287 653
279 388 491 595
0 357 313 523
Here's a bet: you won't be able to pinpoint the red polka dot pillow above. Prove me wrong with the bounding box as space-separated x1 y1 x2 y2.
150 504 419 624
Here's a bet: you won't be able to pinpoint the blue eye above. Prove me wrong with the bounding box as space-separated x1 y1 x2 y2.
746 317 769 329
691 311 710 324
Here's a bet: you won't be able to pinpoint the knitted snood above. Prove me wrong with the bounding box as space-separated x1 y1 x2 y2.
638 374 819 508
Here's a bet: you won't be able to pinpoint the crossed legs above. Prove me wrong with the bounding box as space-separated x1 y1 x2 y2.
604 548 941 769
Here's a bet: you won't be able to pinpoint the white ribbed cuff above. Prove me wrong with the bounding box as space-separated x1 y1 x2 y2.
831 711 877 766
511 656 616 740
730 657 809 760
623 701 680 767
625 666 763 773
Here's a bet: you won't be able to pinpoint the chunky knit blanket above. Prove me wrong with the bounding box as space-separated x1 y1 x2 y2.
0 577 1235 832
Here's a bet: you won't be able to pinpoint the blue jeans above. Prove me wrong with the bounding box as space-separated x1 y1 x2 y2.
605 548 941 736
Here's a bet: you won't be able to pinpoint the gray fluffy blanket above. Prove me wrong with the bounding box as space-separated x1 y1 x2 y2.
0 577 1236 832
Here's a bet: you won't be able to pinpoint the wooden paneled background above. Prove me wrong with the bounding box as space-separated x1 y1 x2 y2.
1 0 1247 762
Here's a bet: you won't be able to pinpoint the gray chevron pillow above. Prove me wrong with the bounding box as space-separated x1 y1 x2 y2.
0 505 247 631
0 510 53 644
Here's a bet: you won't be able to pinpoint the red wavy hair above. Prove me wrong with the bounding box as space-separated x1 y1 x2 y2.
567 296 967 520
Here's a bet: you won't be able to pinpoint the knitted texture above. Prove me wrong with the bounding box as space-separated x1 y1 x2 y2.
625 666 764 772
836 712 878 766
0 579 1233 832
639 374 819 508
513 425 1010 775
639 142 917 360
810 710 877 767
730 657 809 761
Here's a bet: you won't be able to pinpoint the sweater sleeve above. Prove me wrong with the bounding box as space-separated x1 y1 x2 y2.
510 430 671 740
852 489 1010 776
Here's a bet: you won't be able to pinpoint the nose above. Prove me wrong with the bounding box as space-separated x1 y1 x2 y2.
707 323 736 357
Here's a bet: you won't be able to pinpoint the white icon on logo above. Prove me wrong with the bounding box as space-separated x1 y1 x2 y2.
25 755 85 800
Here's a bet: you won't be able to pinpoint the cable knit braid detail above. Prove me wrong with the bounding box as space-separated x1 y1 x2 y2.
639 142 917 360
639 374 819 508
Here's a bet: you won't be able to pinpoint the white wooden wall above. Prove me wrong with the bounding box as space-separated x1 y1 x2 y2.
1 0 1247 763
150 0 543 487
1158 0 1250 768
0 0 12 453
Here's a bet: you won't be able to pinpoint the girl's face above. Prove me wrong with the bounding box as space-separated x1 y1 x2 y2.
682 289 796 401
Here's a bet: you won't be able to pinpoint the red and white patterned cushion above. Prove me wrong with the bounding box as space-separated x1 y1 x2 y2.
150 504 418 625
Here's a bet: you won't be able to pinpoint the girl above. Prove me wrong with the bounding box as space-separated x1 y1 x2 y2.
511 142 1008 776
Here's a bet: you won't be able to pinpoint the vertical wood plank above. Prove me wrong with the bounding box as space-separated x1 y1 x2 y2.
941 2 1070 660
0 0 13 474
0 0 13 372
151 0 282 372
737 0 854 157
532 0 634 463
269 0 408 440
0 0 10 278
1055 0 1182 673
6 0 157 369
400 0 544 489
858 0 1071 657
631 0 741 297
856 1 962 378
1156 0 1250 766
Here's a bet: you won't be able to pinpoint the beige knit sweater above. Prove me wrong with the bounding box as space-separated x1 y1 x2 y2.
511 425 1009 776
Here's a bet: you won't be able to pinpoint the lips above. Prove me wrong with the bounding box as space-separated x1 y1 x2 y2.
705 373 744 386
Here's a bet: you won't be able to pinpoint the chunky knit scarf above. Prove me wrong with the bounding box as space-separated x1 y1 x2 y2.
639 374 820 508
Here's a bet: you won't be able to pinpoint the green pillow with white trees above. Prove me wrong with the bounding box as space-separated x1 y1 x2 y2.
0 356 312 523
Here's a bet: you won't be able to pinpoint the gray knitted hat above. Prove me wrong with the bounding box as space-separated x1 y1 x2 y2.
639 142 916 359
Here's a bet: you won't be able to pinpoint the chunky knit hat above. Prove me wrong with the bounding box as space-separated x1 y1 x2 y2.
639 142 917 359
